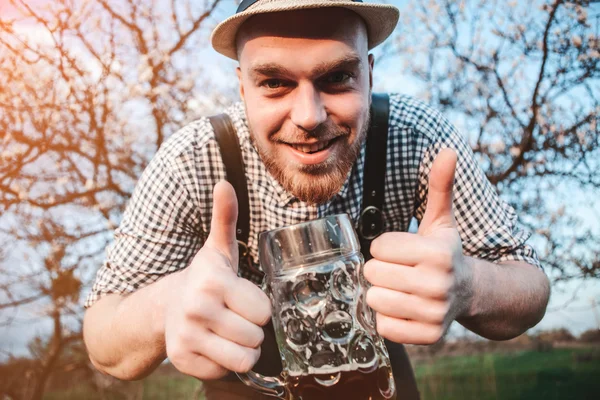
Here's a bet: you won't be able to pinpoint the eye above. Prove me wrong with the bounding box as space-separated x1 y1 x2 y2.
325 72 350 84
263 79 283 89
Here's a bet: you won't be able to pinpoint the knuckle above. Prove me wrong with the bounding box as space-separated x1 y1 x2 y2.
167 343 188 369
430 303 449 324
432 275 453 299
249 327 265 349
369 239 381 258
181 300 200 320
201 363 229 380
376 315 402 344
370 233 395 257
169 356 188 374
184 297 218 322
427 325 444 344
435 247 454 268
235 347 260 373
363 260 376 283
365 287 377 309
174 327 197 351
375 313 388 337
257 294 273 326
198 270 226 293
366 287 388 312
257 310 271 327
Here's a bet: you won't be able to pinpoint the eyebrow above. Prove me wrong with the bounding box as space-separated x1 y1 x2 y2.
248 54 362 81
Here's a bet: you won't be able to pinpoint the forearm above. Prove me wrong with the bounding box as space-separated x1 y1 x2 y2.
83 272 178 380
457 258 550 341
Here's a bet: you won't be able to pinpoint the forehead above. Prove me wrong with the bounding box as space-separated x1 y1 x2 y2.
236 8 368 66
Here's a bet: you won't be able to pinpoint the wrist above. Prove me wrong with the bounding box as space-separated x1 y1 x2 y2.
150 270 183 348
456 256 478 320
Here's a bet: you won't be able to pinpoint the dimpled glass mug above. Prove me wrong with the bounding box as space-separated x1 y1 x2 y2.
237 214 396 399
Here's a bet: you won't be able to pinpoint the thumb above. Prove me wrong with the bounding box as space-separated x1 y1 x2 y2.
419 148 457 233
205 181 239 267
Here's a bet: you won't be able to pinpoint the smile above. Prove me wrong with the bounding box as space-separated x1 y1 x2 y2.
286 138 338 154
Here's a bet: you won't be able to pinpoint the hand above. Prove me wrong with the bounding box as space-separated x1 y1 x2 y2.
364 149 473 345
164 181 272 380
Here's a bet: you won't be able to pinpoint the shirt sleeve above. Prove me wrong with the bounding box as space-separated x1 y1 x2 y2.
413 105 541 269
84 150 204 308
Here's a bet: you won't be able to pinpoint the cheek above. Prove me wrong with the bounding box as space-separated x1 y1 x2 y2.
324 94 369 135
244 89 288 144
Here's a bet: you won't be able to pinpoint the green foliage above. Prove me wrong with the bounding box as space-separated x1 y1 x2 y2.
43 373 202 400
415 348 600 400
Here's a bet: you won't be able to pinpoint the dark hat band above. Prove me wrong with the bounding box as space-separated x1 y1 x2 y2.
236 0 364 14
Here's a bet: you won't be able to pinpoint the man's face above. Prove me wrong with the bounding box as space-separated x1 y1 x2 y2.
236 8 374 204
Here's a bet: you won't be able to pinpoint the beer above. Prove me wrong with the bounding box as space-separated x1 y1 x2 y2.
287 365 396 400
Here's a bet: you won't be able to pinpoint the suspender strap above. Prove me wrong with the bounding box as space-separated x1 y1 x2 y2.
209 114 250 247
359 94 421 399
359 93 390 261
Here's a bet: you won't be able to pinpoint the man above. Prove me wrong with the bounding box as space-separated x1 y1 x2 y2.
83 0 550 398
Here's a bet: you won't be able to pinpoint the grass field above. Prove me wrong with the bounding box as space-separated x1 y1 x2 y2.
44 347 600 399
414 348 600 400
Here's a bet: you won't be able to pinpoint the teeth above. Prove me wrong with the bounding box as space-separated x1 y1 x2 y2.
291 140 331 153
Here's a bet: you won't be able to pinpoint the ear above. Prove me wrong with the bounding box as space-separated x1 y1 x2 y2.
236 67 245 101
368 53 375 92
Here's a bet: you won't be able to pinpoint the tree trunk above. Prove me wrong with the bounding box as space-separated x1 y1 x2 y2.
29 311 64 400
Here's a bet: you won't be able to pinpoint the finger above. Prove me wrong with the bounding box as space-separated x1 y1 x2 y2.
364 258 453 299
205 181 239 266
198 329 262 373
207 308 265 349
171 352 229 380
366 286 448 324
419 148 457 233
375 313 444 345
370 232 442 265
364 258 414 291
224 278 272 326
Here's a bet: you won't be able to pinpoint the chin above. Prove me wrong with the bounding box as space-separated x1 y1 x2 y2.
256 127 366 205
283 165 348 205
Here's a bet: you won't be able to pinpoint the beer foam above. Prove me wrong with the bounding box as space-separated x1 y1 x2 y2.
287 361 375 377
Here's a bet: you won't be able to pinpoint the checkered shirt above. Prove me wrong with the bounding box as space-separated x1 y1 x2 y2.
85 94 540 308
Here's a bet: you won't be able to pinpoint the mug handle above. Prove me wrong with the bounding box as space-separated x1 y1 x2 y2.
236 371 286 398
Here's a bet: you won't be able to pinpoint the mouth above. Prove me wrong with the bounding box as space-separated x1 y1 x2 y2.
285 137 339 154
277 137 342 166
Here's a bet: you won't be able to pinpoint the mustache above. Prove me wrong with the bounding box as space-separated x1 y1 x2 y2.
271 123 350 144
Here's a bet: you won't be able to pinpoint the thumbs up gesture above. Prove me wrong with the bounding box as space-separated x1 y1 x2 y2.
364 149 473 344
164 181 271 380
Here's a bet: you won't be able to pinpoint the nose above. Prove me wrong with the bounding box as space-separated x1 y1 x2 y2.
290 83 327 133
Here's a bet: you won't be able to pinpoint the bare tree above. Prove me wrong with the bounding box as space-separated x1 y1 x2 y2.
392 0 599 282
0 0 225 398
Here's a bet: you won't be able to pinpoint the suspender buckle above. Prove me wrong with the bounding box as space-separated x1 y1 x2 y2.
238 240 250 257
237 240 264 278
359 206 384 240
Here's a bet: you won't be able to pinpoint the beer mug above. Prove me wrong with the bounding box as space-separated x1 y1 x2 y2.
237 214 396 399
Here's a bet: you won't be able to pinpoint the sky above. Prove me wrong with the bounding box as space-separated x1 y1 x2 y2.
1 0 599 360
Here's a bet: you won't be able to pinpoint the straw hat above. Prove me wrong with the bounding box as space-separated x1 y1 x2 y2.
211 0 400 60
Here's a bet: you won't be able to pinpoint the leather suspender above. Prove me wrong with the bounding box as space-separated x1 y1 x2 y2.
209 114 256 276
359 93 390 260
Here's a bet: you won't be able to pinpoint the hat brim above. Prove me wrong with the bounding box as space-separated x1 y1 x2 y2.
211 2 399 60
